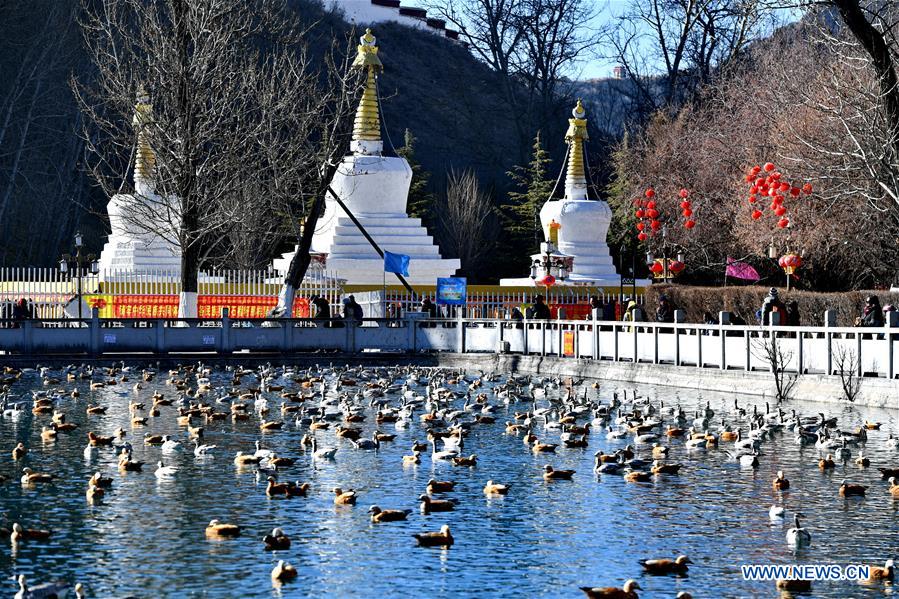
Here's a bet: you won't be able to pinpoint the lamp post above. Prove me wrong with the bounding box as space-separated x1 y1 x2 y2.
59 232 99 321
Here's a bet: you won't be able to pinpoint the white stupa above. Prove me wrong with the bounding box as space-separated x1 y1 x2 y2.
272 29 459 285
97 89 181 275
501 100 627 287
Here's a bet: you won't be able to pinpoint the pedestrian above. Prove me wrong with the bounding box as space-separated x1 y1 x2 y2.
703 311 719 325
531 294 551 320
857 295 884 327
622 298 646 323
420 297 437 318
785 300 800 326
589 295 603 320
12 298 29 322
510 307 523 322
310 295 331 321
602 298 617 322
655 295 675 323
759 287 786 325
342 295 363 325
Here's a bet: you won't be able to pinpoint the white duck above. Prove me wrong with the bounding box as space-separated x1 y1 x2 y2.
769 505 785 520
161 435 183 453
194 440 217 457
155 460 179 479
311 436 337 460
83 443 99 461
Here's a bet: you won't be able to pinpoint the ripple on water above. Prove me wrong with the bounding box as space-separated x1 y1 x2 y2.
1 370 899 598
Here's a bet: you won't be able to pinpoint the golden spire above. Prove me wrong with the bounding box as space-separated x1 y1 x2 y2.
351 29 383 148
564 99 589 199
133 86 156 192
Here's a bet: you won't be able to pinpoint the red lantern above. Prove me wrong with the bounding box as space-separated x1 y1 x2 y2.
650 261 664 274
778 253 802 275
646 208 659 219
748 195 757 204
802 183 813 195
668 260 685 274
790 187 800 198
751 209 763 220
682 208 693 217
637 232 647 241
684 219 696 229
636 222 645 231
679 189 689 199
764 162 775 172
749 185 758 194
680 200 691 209
646 200 656 209
539 274 556 287
645 188 655 198
778 182 790 192
777 218 789 228
635 209 645 218
774 206 787 216
649 219 661 231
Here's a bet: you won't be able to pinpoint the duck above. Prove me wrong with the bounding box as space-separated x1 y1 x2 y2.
13 574 72 599
271 560 298 584
543 465 575 480
818 454 836 470
769 504 785 520
20 468 53 484
89 472 113 488
839 479 867 497
889 477 899 498
413 524 454 547
144 433 164 445
369 505 412 522
88 431 114 446
266 477 310 498
651 443 669 458
868 559 895 582
12 442 26 460
333 487 357 505
154 460 179 480
161 435 183 453
650 461 681 475
419 494 458 514
483 480 510 495
351 432 380 451
402 451 421 465
310 436 338 461
205 519 241 538
233 451 260 466
10 522 52 543
451 454 477 467
772 470 790 491
118 452 144 472
193 440 216 457
855 451 870 468
786 513 811 547
639 555 692 575
266 455 296 468
685 436 707 450
579 580 641 598
263 527 291 550
426 479 455 493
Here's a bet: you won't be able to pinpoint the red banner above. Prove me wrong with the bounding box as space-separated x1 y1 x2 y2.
93 295 311 318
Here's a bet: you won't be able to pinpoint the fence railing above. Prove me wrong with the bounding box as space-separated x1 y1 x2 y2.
0 311 896 380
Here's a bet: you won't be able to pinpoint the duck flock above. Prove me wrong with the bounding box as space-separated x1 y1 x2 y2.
2 361 899 597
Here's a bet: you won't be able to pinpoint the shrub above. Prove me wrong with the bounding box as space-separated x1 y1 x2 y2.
645 284 899 326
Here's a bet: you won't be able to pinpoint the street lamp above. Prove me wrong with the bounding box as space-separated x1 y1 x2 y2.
60 231 99 321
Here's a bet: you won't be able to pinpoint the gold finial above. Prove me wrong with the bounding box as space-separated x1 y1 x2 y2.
564 99 588 197
133 86 156 190
351 28 383 145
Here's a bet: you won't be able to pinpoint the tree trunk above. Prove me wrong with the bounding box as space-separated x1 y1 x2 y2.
272 162 339 317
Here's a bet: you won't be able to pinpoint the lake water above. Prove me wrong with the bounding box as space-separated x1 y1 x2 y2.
1 364 898 598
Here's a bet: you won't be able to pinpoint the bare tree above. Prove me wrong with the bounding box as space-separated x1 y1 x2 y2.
833 343 862 402
751 330 798 402
73 0 351 317
437 168 499 278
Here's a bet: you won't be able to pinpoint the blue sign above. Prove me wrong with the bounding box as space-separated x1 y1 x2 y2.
436 277 467 306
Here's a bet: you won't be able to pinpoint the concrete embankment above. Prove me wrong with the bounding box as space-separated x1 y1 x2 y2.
437 353 899 410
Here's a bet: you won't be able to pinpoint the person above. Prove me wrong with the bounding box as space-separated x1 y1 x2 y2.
310 295 331 321
703 311 719 325
343 295 363 325
12 298 30 322
531 294 551 320
858 295 884 327
655 295 675 323
785 300 800 326
589 296 603 320
760 287 786 325
622 299 646 323
602 298 617 322
420 297 437 318
510 307 523 322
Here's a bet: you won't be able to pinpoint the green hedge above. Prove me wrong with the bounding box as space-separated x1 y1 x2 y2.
645 285 899 326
